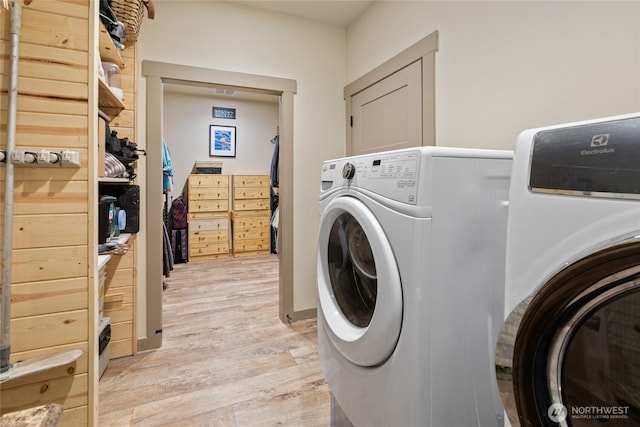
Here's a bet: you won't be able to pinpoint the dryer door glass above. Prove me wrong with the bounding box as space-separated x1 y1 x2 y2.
560 288 640 425
327 212 377 327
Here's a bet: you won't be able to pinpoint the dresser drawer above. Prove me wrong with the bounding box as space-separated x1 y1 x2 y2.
232 175 269 188
233 226 269 241
188 199 229 213
190 241 229 257
188 214 229 232
104 302 133 323
233 199 270 211
188 187 229 200
233 187 269 200
233 215 271 229
189 174 229 189
190 230 228 244
232 238 269 253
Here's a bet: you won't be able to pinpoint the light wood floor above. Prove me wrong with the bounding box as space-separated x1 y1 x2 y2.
99 255 330 426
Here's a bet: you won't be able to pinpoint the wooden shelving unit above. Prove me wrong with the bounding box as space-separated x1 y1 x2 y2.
97 21 137 361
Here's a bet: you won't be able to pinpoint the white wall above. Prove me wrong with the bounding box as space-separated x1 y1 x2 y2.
135 1 347 327
133 1 640 333
347 1 640 150
163 89 279 195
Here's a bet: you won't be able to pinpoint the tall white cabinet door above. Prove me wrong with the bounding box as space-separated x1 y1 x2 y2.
350 60 422 156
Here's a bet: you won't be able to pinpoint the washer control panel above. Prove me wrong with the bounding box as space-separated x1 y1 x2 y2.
321 151 419 204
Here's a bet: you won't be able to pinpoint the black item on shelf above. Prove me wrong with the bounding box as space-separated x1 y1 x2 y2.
105 127 146 180
193 161 222 174
98 195 117 244
98 322 111 355
99 0 126 43
101 185 140 233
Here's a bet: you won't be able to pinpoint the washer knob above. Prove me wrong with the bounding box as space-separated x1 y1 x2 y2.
342 163 356 179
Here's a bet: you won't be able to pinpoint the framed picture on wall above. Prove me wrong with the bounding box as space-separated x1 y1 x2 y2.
209 125 236 157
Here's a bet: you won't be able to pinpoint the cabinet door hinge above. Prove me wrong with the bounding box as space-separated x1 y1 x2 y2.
350 116 353 128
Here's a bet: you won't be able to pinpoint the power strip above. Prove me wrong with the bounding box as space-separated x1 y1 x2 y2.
8 149 81 167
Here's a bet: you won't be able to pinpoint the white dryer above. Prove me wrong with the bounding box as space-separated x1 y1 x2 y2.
317 147 512 426
495 113 640 427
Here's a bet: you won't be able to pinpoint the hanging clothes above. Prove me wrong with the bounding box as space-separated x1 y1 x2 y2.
162 138 174 193
162 220 174 277
270 134 279 188
271 205 279 254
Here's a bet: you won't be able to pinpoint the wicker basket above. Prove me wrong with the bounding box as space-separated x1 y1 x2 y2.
111 0 145 43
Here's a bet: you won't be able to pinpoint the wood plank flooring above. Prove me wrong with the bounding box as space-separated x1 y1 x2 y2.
99 255 330 426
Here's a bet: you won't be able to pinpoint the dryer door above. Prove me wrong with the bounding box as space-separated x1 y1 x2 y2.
496 239 640 427
317 196 402 367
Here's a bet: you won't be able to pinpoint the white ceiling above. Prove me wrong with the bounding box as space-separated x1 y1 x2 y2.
165 1 375 99
231 0 374 27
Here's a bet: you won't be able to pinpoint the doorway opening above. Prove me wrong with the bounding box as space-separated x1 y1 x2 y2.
141 61 296 351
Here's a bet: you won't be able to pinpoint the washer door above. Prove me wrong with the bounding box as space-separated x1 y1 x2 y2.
317 195 402 367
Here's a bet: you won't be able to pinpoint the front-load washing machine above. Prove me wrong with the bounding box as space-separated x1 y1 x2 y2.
317 147 512 426
495 113 640 427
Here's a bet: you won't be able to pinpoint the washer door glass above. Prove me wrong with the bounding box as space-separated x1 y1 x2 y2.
317 196 402 367
328 211 377 328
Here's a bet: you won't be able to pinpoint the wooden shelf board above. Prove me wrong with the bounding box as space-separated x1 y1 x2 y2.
99 22 125 68
98 78 125 119
98 177 130 184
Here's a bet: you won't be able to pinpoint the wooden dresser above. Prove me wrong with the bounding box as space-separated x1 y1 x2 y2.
186 174 230 260
231 175 271 257
101 234 136 359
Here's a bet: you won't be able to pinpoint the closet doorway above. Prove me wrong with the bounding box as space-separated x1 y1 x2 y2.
141 61 296 351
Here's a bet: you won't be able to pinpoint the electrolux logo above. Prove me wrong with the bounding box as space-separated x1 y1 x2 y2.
590 134 609 147
581 134 615 156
